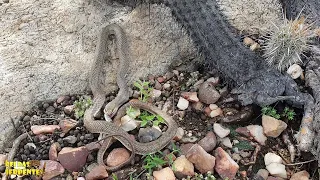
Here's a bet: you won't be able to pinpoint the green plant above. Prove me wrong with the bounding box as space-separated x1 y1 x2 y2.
261 106 280 119
73 96 92 119
282 107 296 121
262 15 317 71
138 110 165 127
234 140 254 150
111 173 118 180
133 80 153 102
143 152 167 174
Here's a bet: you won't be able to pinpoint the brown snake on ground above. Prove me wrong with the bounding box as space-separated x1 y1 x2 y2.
83 23 178 171
6 24 178 174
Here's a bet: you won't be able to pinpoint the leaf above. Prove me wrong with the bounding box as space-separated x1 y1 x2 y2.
141 120 148 127
145 115 156 121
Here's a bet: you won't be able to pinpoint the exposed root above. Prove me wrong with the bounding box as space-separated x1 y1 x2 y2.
240 144 261 165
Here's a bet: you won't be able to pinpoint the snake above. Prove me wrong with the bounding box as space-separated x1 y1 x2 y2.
5 24 177 173
83 23 178 171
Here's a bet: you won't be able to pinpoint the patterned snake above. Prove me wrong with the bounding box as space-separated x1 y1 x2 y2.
83 23 178 171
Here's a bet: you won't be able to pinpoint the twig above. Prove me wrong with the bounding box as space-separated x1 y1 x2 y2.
284 159 316 166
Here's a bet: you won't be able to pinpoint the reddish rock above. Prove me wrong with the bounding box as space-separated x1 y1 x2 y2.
198 81 221 104
64 105 75 115
57 95 70 104
198 131 217 152
215 147 239 180
85 165 108 180
180 143 195 155
247 125 267 145
290 170 309 180
204 106 212 116
172 155 195 178
85 142 101 151
58 147 89 172
185 144 215 174
39 160 65 180
0 154 7 166
31 125 60 135
173 127 184 141
181 92 199 102
105 148 131 167
235 127 251 137
157 76 165 83
59 119 78 133
49 142 61 161
153 167 176 180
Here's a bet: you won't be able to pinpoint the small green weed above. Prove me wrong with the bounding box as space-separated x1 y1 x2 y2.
138 110 165 127
143 152 167 174
133 80 153 102
261 106 280 119
234 140 254 150
282 107 296 121
111 173 118 180
73 96 92 119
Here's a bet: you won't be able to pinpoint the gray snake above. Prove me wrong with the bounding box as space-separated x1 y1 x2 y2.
6 24 177 174
83 23 178 171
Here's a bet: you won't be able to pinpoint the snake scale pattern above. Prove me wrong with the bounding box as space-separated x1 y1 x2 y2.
83 23 178 171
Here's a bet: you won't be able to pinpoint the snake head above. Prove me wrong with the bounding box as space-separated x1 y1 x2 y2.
103 101 119 120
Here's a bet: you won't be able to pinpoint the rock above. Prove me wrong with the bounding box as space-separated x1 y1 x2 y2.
58 119 78 134
181 92 199 102
63 136 77 144
243 37 255 46
177 97 189 110
31 125 60 135
250 42 260 51
0 154 7 166
157 76 165 83
198 81 221 104
120 115 139 132
215 147 239 180
287 64 303 79
198 131 217 152
138 126 162 143
209 104 218 110
85 165 108 180
174 127 184 141
262 115 287 138
154 80 162 90
235 127 251 137
266 176 284 180
247 125 267 145
49 142 61 161
77 177 85 180
57 96 70 104
85 142 101 151
204 107 212 116
172 155 195 178
290 170 309 180
163 83 171 90
264 153 283 166
39 160 65 180
191 101 204 111
221 137 232 148
206 77 220 86
213 123 230 138
210 108 223 117
151 89 162 99
180 136 198 143
46 106 56 114
106 148 131 167
64 105 74 115
153 167 176 180
180 143 195 155
256 169 269 180
185 144 216 174
57 146 89 172
266 163 287 179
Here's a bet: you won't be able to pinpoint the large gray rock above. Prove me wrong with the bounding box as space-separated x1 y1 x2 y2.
0 1 196 150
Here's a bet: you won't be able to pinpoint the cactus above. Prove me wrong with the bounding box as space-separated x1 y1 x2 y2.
262 15 317 71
